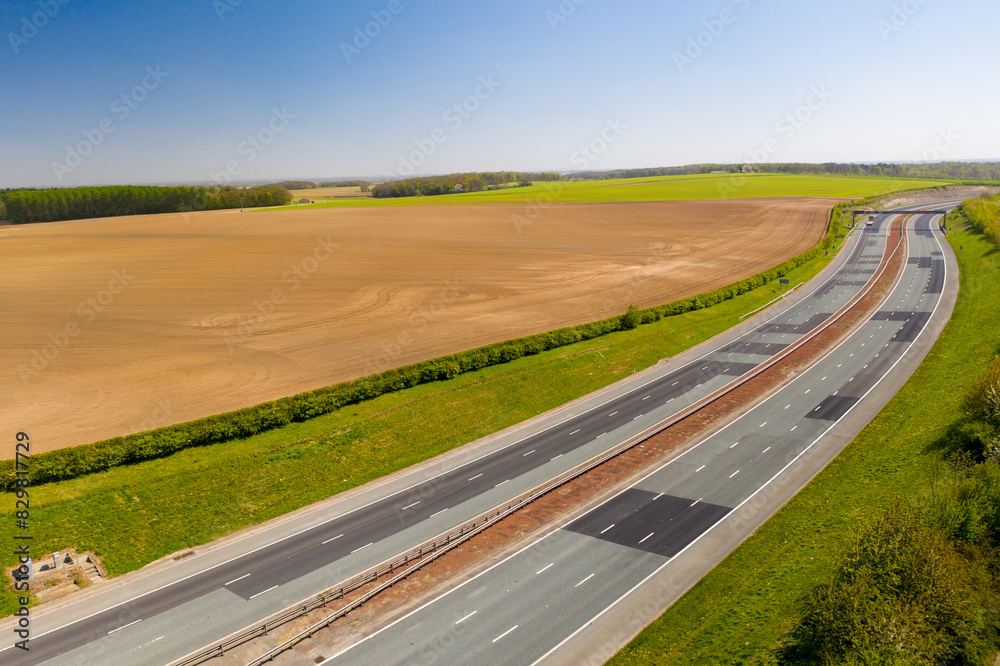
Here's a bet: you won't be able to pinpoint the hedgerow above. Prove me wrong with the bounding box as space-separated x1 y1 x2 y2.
0 196 868 490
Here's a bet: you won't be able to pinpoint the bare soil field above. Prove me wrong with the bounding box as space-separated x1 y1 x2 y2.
289 186 371 200
0 198 834 455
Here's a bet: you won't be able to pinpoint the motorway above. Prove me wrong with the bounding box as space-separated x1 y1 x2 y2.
1 205 949 665
323 209 954 664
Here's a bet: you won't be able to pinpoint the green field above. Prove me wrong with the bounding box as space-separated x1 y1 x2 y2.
276 174 955 209
607 220 1000 665
0 240 842 618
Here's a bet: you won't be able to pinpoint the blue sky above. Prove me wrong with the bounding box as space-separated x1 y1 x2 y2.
1 0 997 188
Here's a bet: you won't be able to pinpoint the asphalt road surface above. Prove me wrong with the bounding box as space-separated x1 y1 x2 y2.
322 210 954 665
1 206 947 665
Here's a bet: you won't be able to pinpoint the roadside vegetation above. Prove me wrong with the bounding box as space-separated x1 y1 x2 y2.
0 184 292 224
608 206 1000 665
963 192 1000 247
0 204 839 492
0 202 851 617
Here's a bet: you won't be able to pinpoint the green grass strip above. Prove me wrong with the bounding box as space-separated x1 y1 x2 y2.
606 218 1000 665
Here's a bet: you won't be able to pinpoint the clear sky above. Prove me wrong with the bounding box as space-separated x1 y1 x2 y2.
2 0 998 188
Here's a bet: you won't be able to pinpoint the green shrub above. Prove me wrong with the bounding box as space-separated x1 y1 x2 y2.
776 500 992 665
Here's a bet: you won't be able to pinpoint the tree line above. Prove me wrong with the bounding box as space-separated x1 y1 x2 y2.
0 185 293 225
269 180 371 191
570 162 1000 183
371 171 562 199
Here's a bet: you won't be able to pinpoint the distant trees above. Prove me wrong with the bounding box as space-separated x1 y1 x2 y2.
269 180 372 190
0 185 292 225
569 162 1000 183
371 172 562 199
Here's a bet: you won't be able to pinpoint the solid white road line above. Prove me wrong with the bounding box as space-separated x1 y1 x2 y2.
401 502 420 510
351 543 374 554
575 574 595 588
493 625 518 643
249 585 278 600
695 465 705 472
638 533 654 544
609 411 618 417
430 508 449 517
456 610 477 625
569 429 580 435
224 573 251 586
536 563 554 575
468 474 483 481
107 619 141 635
523 450 536 457
729 470 740 478
551 454 563 461
495 480 510 488
600 524 615 534
322 535 344 545
763 447 771 453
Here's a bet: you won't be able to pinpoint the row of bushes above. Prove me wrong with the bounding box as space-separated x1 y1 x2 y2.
0 197 857 491
962 194 1000 247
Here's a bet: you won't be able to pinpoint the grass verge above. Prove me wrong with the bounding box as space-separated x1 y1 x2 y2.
0 238 842 618
606 219 1000 665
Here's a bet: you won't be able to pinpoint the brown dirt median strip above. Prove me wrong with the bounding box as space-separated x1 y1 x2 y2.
208 218 906 665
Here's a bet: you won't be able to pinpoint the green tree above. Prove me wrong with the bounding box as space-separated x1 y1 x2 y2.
620 304 641 330
778 500 991 665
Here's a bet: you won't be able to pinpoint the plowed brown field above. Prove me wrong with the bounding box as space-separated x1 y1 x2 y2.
0 198 835 455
